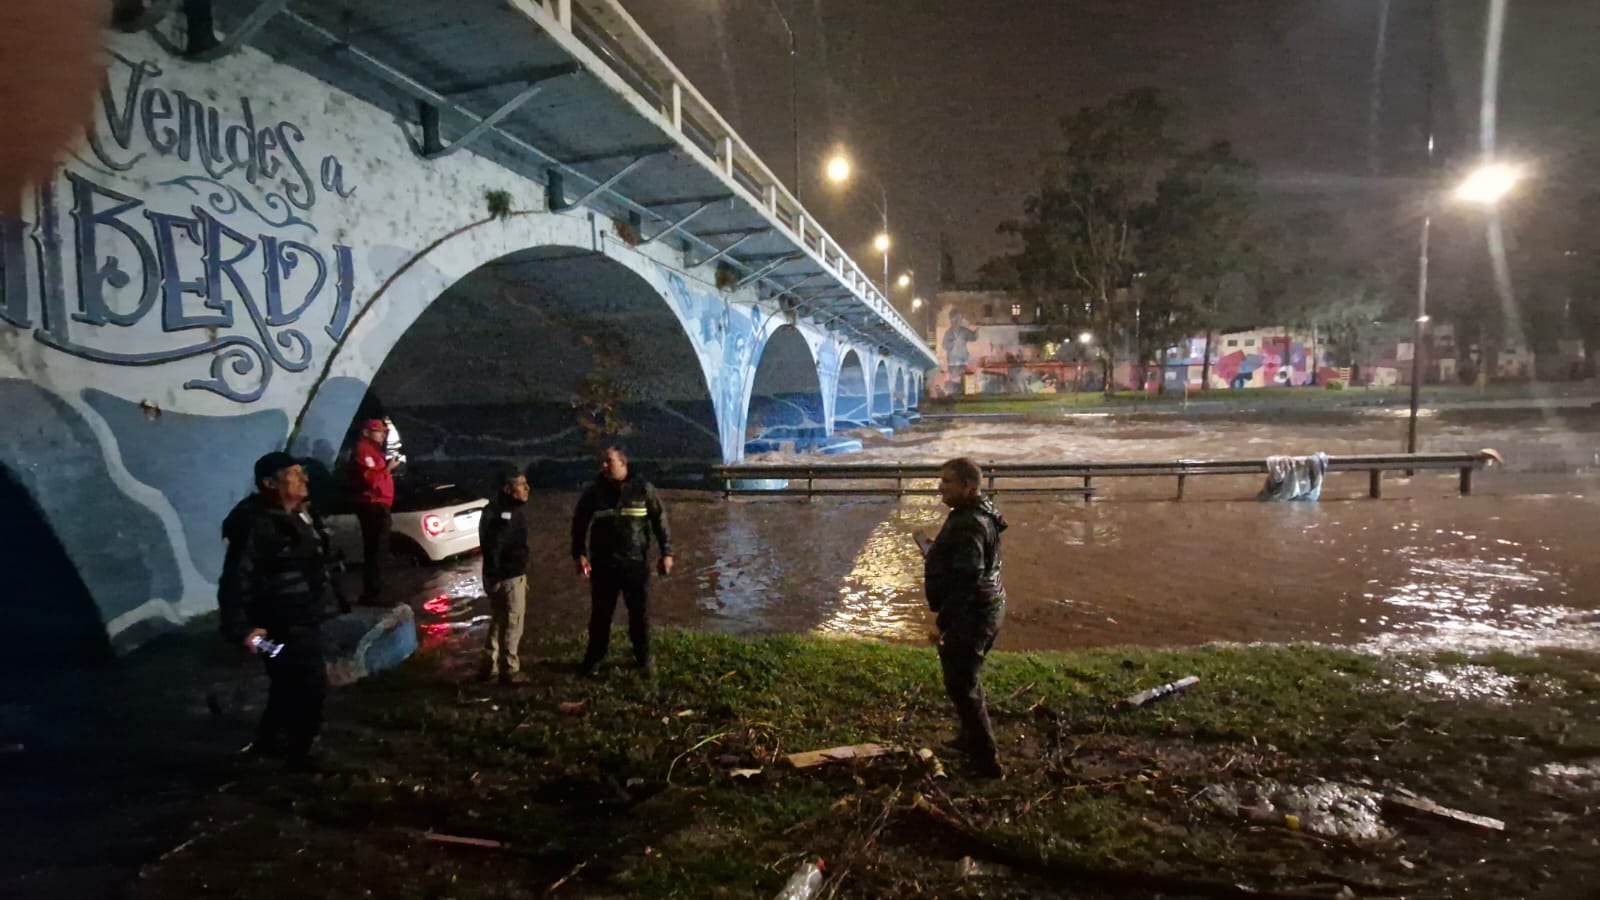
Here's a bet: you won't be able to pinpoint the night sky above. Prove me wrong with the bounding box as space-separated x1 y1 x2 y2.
619 0 1600 312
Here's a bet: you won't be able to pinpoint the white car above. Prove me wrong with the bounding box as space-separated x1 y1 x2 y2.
321 479 488 565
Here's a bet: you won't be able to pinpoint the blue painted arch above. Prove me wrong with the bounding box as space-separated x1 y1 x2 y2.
834 349 870 429
872 360 892 418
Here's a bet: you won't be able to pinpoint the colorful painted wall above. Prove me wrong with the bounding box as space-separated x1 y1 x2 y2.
1161 328 1340 390
0 30 917 659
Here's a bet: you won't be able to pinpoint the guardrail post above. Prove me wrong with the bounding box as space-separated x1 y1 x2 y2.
718 136 734 177
806 468 814 498
1369 469 1382 499
1460 466 1473 496
669 82 683 131
552 0 571 30
1176 472 1187 501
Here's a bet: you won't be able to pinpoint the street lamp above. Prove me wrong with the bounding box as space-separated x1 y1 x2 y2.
1406 160 1523 454
897 272 912 289
762 0 801 200
826 151 892 292
1455 163 1521 205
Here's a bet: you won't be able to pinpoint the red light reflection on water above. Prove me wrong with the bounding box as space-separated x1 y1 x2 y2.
422 594 451 615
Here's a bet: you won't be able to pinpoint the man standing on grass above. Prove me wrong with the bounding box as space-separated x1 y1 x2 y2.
220 452 335 772
919 457 1008 779
347 418 394 605
571 446 672 676
478 469 531 685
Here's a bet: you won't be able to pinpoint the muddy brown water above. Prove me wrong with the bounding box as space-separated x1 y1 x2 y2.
398 409 1600 656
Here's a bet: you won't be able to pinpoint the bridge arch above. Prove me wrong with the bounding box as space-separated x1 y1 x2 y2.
834 350 870 430
893 368 908 412
293 211 753 475
872 359 893 419
742 324 826 455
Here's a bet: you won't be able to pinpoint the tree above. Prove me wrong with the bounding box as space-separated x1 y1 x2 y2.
1008 88 1180 394
1138 141 1258 389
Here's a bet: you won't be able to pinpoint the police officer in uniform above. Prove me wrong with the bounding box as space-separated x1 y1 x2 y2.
921 457 1007 779
571 446 672 675
220 452 334 771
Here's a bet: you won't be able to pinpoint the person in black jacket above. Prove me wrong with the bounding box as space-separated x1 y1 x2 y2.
219 452 336 771
919 457 1008 779
478 469 531 685
571 446 672 675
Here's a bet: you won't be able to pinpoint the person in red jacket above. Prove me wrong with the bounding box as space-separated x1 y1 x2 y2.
348 419 395 605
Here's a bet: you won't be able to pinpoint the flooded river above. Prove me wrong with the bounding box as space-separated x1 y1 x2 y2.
394 405 1600 655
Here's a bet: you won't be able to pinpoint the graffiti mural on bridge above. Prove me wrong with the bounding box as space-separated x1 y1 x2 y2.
1 52 360 403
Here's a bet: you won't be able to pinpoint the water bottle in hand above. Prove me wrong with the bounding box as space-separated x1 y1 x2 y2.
249 635 285 658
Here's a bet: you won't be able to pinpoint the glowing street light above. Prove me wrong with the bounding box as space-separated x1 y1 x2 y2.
825 154 851 183
1078 332 1093 345
897 272 912 288
911 297 923 310
873 233 891 253
1455 162 1522 206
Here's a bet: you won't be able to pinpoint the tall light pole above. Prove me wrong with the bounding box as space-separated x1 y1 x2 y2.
826 153 892 293
763 0 800 200
1406 0 1438 457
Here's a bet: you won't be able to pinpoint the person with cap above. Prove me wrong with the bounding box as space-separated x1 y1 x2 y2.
571 446 672 675
219 452 336 771
478 468 531 685
917 456 1008 779
347 418 395 605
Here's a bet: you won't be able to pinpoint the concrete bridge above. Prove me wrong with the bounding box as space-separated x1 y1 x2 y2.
0 0 936 661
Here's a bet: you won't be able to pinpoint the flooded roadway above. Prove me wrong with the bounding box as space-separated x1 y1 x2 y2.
394 405 1600 655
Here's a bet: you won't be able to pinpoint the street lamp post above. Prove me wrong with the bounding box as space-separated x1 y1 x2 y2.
826 153 892 293
763 0 800 200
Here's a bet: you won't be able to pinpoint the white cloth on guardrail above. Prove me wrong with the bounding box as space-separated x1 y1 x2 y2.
1259 452 1329 502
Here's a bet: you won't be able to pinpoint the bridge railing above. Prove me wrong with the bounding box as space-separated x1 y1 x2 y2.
533 0 928 358
713 451 1500 500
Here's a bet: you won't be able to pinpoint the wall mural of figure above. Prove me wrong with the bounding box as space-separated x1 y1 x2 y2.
934 306 978 397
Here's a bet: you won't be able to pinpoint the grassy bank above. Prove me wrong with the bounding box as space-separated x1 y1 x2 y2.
136 632 1600 899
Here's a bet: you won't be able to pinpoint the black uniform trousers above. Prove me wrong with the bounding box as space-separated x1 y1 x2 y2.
583 564 651 666
356 503 391 603
936 601 1005 762
256 628 327 762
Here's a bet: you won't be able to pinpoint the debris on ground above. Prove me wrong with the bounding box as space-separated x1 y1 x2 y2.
557 700 585 714
421 831 507 849
1121 675 1199 709
1200 780 1394 841
785 742 905 769
1530 758 1600 797
730 768 763 779
772 857 825 900
1382 794 1506 832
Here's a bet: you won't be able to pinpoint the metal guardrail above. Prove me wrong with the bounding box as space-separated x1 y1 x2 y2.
714 451 1501 500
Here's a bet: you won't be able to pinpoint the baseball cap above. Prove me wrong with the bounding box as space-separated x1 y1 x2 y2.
253 451 300 483
363 418 386 432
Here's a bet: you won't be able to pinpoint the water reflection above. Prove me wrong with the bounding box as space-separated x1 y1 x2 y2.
817 502 943 640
